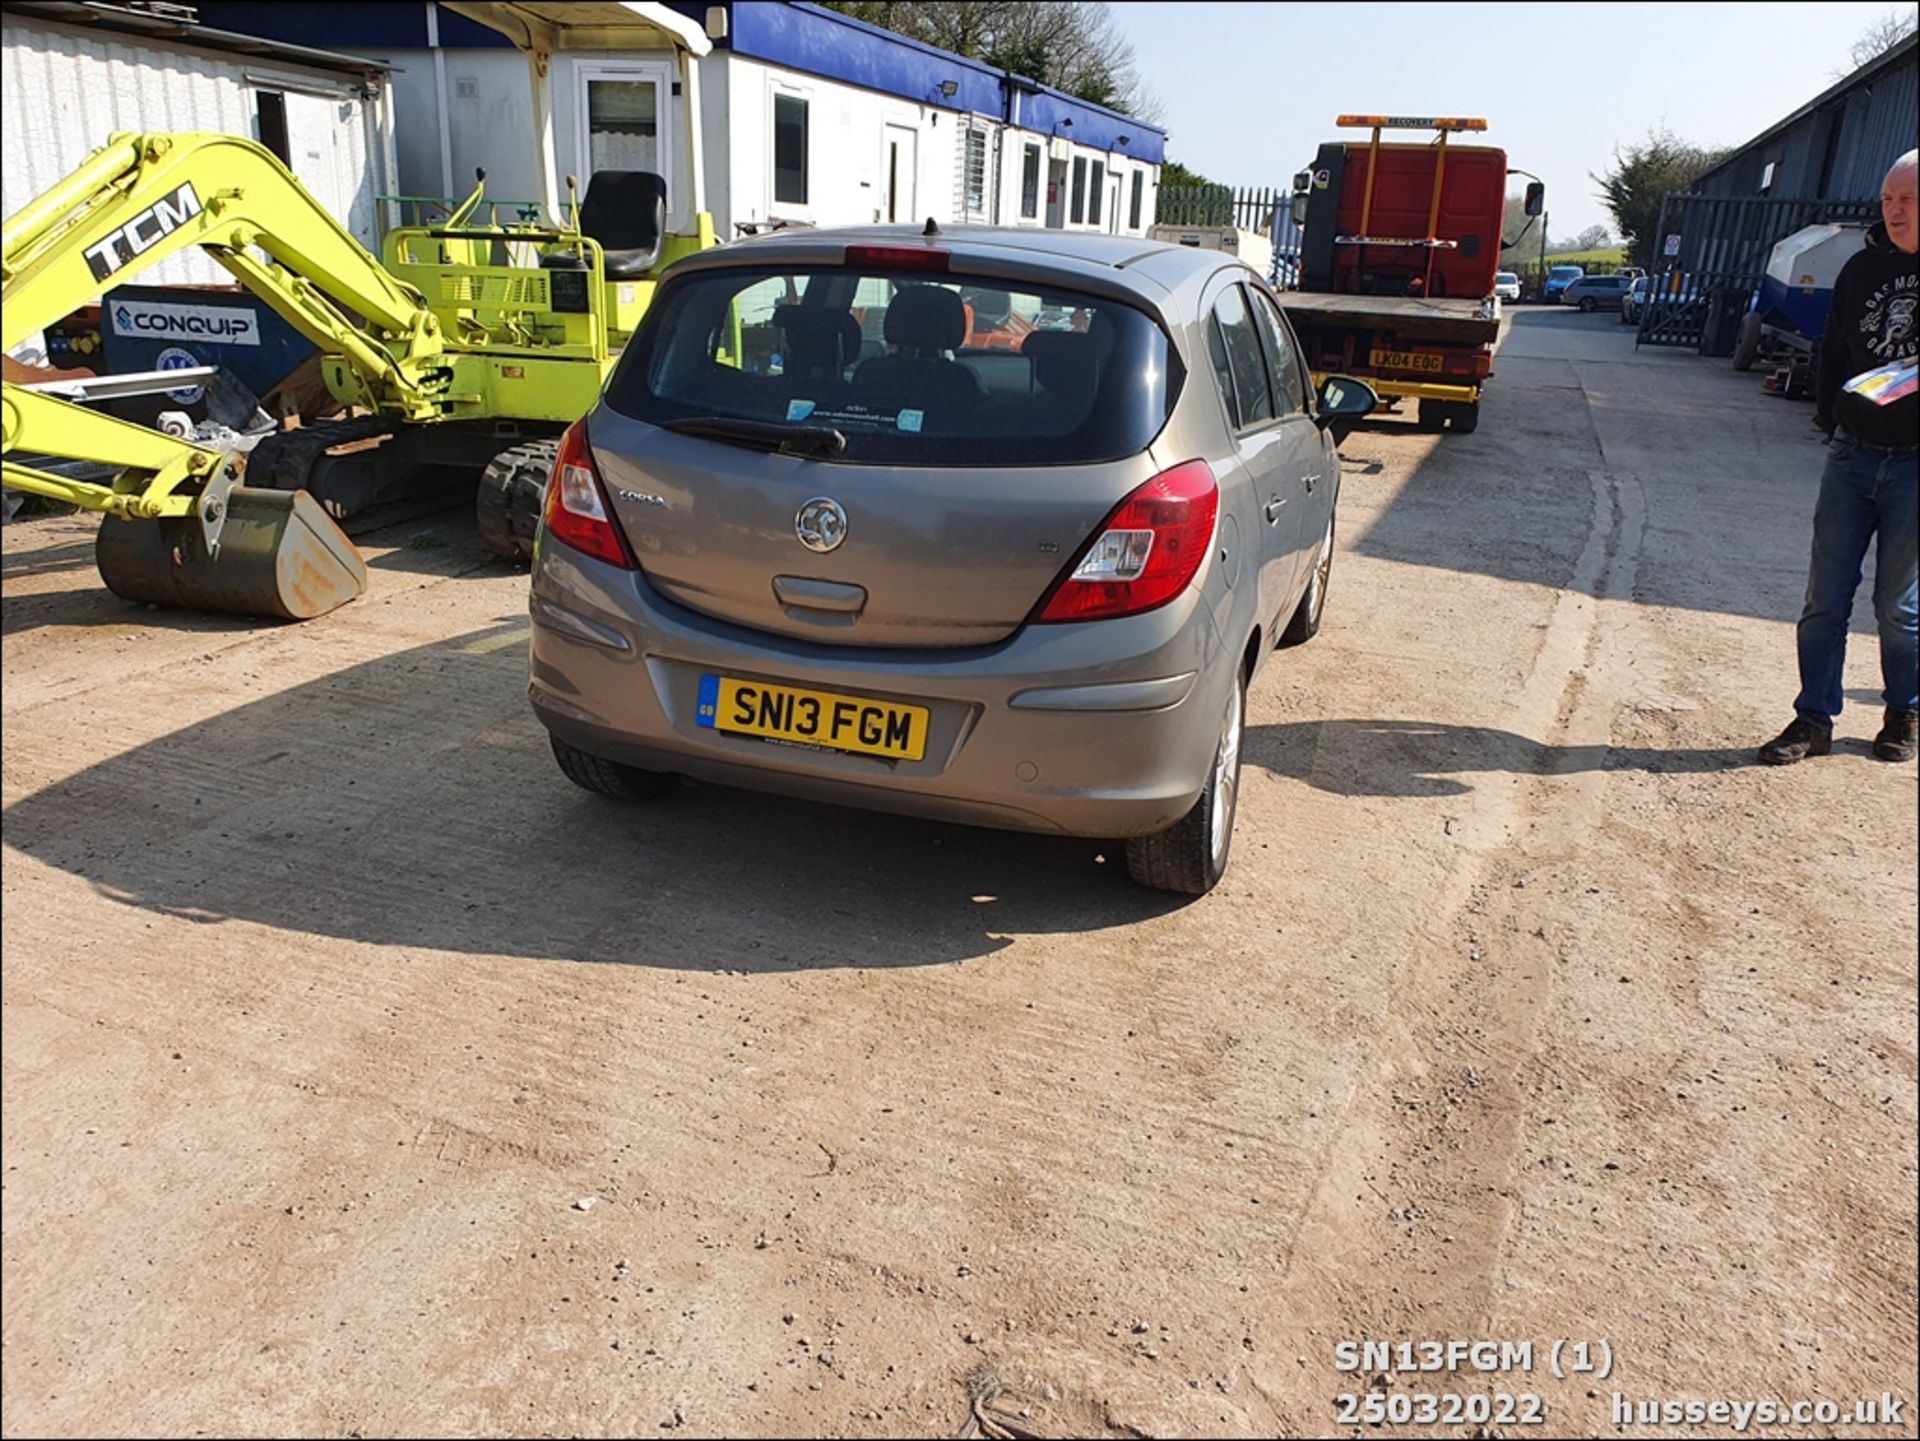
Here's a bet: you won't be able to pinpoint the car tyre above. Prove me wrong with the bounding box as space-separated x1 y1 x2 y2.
1578 297 1597 312
1125 668 1245 897
1279 507 1336 647
1732 312 1764 371
550 734 676 800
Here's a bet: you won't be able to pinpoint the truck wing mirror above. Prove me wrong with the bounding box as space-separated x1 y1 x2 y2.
1524 181 1545 217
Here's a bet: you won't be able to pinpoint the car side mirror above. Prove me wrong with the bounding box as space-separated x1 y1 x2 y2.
1315 375 1377 445
1524 181 1545 217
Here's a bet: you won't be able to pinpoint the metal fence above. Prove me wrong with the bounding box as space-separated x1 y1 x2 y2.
1635 193 1879 353
1153 185 1304 287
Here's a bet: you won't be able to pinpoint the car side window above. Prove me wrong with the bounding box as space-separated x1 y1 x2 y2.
1212 283 1275 429
1249 288 1308 417
1204 313 1241 430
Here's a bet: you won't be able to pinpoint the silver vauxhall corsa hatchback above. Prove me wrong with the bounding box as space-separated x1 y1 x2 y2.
526 226 1375 895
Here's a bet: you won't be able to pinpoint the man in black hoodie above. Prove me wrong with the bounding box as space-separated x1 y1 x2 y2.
1760 149 1918 766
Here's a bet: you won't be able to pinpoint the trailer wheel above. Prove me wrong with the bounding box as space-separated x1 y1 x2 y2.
1731 312 1764 372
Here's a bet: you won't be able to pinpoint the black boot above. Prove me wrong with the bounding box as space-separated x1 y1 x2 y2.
1873 707 1919 762
1758 718 1833 766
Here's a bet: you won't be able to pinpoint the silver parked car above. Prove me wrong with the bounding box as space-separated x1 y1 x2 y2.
526 227 1375 895
1620 274 1650 325
1560 273 1634 312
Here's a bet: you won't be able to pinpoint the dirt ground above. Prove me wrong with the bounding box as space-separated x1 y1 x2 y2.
4 309 1915 1439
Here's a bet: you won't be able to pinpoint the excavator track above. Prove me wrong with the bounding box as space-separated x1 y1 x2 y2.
246 415 397 500
243 415 435 534
246 415 531 538
475 438 558 562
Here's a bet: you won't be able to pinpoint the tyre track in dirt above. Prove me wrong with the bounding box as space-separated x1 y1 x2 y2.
1247 460 1649 1430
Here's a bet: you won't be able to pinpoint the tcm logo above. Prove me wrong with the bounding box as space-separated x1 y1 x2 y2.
82 182 203 282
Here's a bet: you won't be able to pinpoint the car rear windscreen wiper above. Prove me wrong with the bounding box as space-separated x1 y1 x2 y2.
661 415 848 459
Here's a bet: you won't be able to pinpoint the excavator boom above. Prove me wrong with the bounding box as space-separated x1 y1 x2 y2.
0 131 463 619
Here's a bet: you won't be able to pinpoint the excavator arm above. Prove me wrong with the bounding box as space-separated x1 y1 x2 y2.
0 132 447 617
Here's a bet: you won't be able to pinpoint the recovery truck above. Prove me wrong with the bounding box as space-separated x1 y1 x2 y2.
1 1 715 620
1281 115 1542 434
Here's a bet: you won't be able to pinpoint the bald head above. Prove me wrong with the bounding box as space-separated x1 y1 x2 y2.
1885 149 1917 255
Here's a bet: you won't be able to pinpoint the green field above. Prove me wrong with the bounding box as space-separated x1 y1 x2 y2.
1538 247 1631 267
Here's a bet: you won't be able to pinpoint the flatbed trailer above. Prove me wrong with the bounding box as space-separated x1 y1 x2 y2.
1278 291 1501 425
1277 291 1499 345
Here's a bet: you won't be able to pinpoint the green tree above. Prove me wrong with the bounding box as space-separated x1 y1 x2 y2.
1159 159 1220 191
1592 128 1731 268
1500 192 1542 255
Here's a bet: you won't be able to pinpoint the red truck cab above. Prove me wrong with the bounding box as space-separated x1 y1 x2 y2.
1281 116 1540 434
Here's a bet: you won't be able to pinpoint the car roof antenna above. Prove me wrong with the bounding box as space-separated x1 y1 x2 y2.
923 216 942 237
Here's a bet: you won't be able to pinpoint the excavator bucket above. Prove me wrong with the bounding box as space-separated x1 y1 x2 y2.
94 486 368 620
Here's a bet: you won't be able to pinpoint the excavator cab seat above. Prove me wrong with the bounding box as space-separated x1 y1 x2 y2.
543 171 667 279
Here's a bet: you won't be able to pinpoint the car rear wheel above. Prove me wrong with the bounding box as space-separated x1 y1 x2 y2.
1125 669 1245 897
550 734 676 800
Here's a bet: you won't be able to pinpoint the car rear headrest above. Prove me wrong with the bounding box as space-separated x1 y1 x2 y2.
884 286 967 353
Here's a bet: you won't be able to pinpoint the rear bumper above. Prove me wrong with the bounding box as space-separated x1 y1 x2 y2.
527 544 1237 839
1310 370 1481 405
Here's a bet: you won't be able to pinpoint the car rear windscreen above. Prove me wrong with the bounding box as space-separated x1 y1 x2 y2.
603 265 1181 465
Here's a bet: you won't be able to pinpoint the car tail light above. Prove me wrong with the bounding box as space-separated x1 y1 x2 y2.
1035 460 1219 623
844 244 949 272
543 420 636 569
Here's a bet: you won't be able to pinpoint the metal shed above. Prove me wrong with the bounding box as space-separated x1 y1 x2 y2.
1636 32 1916 356
2 0 397 296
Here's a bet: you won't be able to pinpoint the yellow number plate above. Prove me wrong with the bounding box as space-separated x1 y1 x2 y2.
697 675 930 761
1369 348 1446 374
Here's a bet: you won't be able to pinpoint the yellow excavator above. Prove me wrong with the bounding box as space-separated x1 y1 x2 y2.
0 0 716 620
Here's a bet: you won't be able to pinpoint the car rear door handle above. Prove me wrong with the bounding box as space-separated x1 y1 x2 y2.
1303 473 1318 494
1265 497 1285 523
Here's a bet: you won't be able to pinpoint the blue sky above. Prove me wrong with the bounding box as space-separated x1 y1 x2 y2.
1108 1 1909 239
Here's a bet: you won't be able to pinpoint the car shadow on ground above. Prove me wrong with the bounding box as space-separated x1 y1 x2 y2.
1 622 1185 972
1245 718 1758 799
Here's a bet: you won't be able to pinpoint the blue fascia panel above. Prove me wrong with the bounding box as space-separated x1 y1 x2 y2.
1017 87 1164 164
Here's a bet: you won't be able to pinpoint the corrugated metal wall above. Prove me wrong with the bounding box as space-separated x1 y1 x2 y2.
1828 57 1919 199
1 16 390 292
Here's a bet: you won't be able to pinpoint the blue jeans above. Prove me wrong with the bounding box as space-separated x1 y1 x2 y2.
1794 431 1919 727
